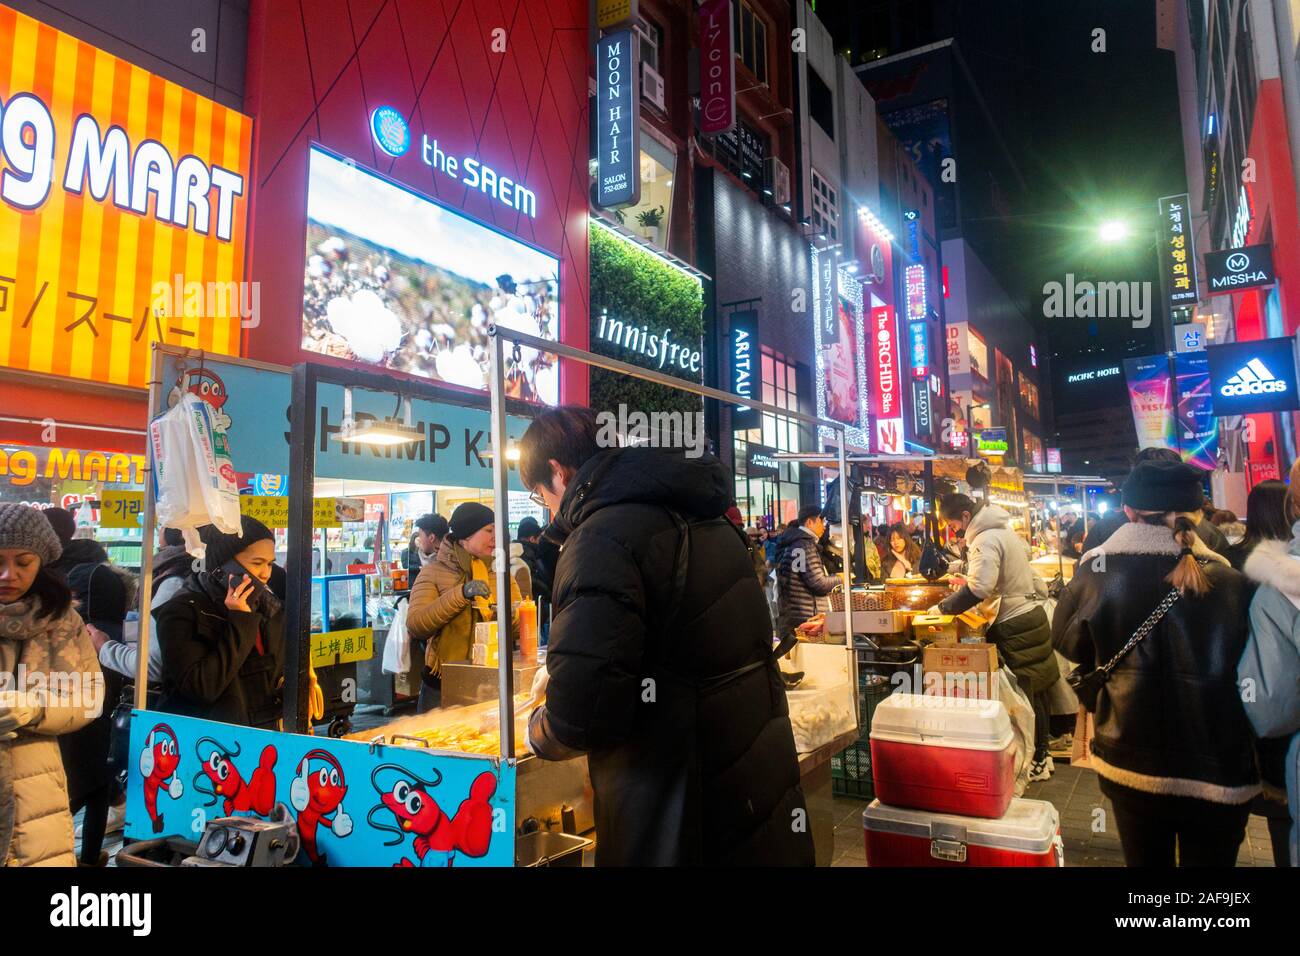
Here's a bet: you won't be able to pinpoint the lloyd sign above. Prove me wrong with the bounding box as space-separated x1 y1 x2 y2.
1204 243 1275 294
596 29 640 207
869 305 904 454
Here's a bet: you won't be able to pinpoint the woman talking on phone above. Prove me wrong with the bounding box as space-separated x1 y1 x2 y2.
155 517 286 729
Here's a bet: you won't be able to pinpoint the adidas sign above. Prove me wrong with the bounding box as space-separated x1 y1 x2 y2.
1220 358 1287 397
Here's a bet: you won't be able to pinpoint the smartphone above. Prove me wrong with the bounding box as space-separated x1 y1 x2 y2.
215 560 282 617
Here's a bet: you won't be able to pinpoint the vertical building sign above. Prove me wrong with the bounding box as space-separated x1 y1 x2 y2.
870 305 904 454
730 309 759 431
698 0 736 136
596 29 640 208
911 379 933 435
905 264 928 379
1158 194 1200 306
817 246 838 343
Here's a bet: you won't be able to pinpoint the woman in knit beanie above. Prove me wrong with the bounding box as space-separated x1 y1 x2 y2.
0 503 104 866
153 514 287 730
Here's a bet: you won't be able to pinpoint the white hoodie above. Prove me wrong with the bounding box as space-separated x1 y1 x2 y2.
964 504 1043 625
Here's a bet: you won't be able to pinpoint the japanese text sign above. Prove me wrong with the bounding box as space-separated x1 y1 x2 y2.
0 6 253 389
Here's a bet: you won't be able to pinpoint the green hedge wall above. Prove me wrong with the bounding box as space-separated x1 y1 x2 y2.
588 223 704 416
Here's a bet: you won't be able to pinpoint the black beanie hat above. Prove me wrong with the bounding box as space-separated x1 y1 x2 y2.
516 516 541 540
66 562 128 630
42 506 77 547
449 502 494 541
199 515 276 569
1122 459 1205 513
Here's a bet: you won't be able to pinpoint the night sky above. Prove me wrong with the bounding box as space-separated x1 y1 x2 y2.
817 0 1188 412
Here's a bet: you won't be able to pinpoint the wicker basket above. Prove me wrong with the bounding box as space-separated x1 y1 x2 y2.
829 589 889 612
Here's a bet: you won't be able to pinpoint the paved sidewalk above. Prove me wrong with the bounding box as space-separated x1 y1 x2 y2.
830 761 1280 867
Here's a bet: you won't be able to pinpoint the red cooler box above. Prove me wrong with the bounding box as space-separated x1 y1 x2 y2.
864 798 1063 867
869 692 1015 818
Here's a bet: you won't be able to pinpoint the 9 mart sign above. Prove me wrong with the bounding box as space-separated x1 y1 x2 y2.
0 6 252 389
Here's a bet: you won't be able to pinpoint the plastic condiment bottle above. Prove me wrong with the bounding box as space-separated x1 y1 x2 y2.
518 599 538 659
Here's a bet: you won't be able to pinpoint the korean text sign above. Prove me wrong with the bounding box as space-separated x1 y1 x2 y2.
1158 194 1200 306
0 5 253 389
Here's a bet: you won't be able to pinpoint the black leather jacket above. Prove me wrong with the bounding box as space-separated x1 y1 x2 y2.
1053 522 1259 803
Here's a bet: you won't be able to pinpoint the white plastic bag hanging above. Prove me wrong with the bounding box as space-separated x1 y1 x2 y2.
995 665 1035 797
381 600 410 675
150 393 241 555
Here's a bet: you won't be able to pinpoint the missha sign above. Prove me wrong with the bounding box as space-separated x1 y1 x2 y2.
1204 243 1275 295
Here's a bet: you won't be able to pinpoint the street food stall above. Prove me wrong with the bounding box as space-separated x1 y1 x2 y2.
123 329 863 866
1023 474 1110 583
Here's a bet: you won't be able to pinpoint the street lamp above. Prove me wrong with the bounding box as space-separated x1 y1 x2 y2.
1098 220 1131 243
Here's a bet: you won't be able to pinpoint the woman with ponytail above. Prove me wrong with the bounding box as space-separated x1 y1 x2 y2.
1053 459 1259 867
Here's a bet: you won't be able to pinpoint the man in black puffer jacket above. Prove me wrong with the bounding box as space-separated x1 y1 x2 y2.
775 506 839 639
519 406 813 867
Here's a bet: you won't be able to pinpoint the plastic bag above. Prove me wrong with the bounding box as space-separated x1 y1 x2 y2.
381 600 410 675
150 394 240 555
995 665 1034 797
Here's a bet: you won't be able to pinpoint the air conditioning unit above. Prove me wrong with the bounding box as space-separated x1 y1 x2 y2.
642 63 666 111
766 156 791 206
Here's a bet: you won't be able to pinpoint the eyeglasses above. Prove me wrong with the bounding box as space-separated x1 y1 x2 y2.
528 489 547 509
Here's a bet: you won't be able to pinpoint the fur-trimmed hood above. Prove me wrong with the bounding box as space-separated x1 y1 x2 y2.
1243 537 1300 600
1079 519 1230 568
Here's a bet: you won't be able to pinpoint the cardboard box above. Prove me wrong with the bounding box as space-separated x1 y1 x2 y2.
923 643 998 699
911 613 961 645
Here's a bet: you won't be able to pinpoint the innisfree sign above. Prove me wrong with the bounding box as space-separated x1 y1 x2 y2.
1205 243 1275 294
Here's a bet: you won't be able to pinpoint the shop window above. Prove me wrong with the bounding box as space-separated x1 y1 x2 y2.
634 16 662 73
808 67 834 139
733 0 768 85
811 168 839 242
614 136 676 249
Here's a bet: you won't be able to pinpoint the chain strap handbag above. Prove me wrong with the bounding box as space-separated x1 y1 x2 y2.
1067 587 1181 712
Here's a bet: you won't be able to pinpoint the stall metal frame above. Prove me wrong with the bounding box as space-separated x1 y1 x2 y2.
133 333 861 750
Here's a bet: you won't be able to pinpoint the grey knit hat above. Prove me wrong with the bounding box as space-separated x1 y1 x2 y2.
0 503 64 566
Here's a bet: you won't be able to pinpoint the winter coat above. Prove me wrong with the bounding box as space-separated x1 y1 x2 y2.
1054 521 1259 803
46 538 108 581
941 504 1042 625
527 447 813 866
60 562 131 805
1240 537 1300 866
776 527 840 636
406 538 520 675
150 544 193 599
883 539 922 579
519 539 555 603
154 574 286 730
1 598 103 866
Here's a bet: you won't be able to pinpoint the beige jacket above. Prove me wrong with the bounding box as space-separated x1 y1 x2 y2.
406 539 520 675
1 599 104 867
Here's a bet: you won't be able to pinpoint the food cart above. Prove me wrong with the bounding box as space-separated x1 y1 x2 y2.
1022 474 1110 583
124 328 862 866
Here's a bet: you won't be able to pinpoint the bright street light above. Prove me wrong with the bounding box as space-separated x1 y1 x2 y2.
1099 220 1130 243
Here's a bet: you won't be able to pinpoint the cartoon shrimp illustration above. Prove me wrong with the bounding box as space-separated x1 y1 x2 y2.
192 737 279 817
367 764 497 867
139 723 184 834
289 749 353 865
168 368 232 431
